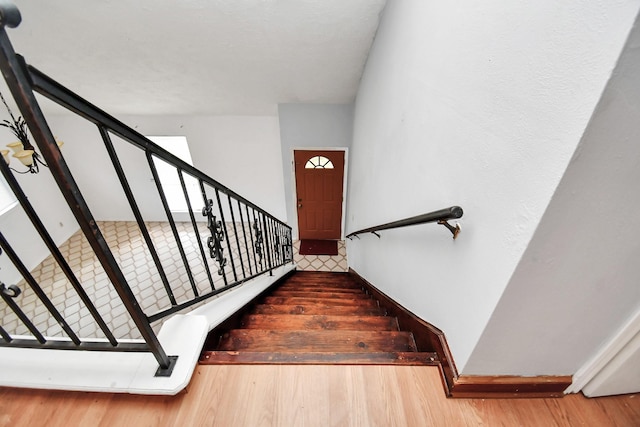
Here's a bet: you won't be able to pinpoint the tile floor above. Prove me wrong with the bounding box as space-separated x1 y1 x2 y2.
0 221 347 340
293 240 349 272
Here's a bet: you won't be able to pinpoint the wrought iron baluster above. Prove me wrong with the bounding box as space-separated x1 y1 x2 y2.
99 126 177 306
0 235 80 344
146 151 199 299
253 215 264 270
269 217 279 267
178 171 215 292
0 324 11 342
283 226 293 263
227 194 245 279
270 218 281 266
262 213 273 275
246 205 259 271
278 223 286 264
202 198 227 276
237 200 253 276
214 188 237 283
0 281 45 343
0 149 118 345
199 182 227 287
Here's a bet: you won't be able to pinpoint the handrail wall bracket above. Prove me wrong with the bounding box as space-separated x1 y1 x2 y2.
346 206 463 240
438 220 461 240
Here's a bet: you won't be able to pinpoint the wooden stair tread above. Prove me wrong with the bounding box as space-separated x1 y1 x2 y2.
274 288 365 295
241 314 399 331
278 282 363 292
279 280 361 288
271 290 368 298
262 296 378 307
200 351 439 365
252 304 386 316
217 329 417 352
201 270 437 367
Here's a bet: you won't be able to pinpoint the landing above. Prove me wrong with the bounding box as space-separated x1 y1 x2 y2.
292 240 348 272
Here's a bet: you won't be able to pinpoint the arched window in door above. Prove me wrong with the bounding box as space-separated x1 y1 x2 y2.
305 155 334 169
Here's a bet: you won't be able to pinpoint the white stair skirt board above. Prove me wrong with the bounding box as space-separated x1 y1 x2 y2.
566 305 640 396
0 264 295 395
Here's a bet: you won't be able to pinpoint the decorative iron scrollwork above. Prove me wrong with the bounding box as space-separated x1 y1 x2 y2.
202 199 227 275
273 234 280 263
253 221 263 267
282 232 293 262
0 248 20 298
0 282 21 298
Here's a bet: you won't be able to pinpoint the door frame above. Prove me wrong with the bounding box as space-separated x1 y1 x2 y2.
291 147 348 241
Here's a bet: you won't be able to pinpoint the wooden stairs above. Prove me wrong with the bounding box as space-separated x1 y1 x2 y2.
200 271 440 366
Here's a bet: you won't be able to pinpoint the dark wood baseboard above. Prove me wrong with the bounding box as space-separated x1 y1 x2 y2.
450 375 573 398
349 268 458 395
348 268 573 399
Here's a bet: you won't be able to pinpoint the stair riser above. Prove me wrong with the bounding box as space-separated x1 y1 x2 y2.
241 314 399 331
269 291 371 299
278 282 363 292
218 330 417 353
200 351 439 365
263 296 378 307
278 284 362 291
252 304 386 316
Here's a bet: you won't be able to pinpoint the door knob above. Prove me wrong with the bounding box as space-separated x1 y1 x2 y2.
298 203 302 208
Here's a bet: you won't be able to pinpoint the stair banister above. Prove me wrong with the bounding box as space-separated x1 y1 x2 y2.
0 1 174 372
0 1 292 378
346 206 464 240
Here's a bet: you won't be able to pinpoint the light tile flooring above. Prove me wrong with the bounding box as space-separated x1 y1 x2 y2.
1 221 347 340
293 240 348 272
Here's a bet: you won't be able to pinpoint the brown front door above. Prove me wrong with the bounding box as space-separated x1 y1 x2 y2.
294 150 345 240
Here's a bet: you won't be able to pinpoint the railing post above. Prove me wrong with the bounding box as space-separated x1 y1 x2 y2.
0 15 173 371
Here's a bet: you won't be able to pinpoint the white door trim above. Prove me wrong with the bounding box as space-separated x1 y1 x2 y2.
565 305 640 394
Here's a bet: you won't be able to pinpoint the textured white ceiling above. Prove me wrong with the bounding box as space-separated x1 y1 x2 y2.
4 0 386 115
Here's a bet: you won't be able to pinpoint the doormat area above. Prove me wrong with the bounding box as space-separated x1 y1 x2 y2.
299 239 339 256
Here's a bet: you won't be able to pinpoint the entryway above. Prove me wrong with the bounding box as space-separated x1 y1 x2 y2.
293 150 345 241
293 149 346 270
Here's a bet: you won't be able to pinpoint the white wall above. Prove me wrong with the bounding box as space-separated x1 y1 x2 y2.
464 19 640 377
278 104 353 239
346 0 639 372
0 114 286 284
45 114 287 222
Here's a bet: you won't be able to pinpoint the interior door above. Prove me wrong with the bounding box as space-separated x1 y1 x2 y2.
294 150 345 240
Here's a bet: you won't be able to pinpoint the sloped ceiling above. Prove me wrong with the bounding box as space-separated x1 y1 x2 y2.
4 0 386 115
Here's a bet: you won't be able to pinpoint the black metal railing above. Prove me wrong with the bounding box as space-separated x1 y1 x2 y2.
346 206 464 240
0 3 292 376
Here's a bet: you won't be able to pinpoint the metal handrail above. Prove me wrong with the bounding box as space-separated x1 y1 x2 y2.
347 206 464 240
0 3 292 376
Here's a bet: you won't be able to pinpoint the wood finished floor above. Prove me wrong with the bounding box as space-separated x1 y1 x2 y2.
1 366 638 427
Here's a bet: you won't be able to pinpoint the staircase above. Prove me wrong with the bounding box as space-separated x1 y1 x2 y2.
200 271 439 365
